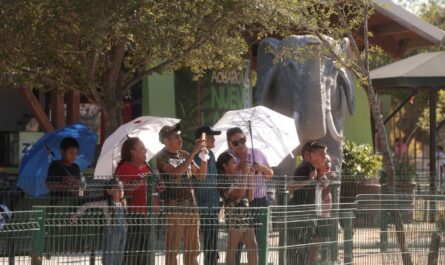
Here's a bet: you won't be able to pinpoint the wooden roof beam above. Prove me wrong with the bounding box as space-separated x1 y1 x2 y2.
371 23 410 37
17 86 55 132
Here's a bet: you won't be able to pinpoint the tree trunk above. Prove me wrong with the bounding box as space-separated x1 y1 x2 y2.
427 232 440 265
362 3 413 265
102 100 123 140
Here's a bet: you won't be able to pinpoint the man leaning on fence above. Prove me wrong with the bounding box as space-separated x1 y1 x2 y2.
194 126 221 265
287 141 327 264
156 123 208 265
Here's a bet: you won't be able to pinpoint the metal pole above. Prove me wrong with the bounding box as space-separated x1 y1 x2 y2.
380 184 388 253
31 208 45 265
248 120 256 164
343 212 353 265
278 176 289 265
330 179 340 263
258 207 270 265
148 173 157 265
429 87 437 221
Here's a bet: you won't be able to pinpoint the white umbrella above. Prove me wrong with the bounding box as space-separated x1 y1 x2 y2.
213 106 299 167
94 116 180 177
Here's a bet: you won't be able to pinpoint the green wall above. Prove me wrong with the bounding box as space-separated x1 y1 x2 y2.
142 73 176 117
344 85 373 145
142 71 378 148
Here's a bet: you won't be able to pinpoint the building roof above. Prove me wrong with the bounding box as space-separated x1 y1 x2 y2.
370 52 445 88
364 0 445 57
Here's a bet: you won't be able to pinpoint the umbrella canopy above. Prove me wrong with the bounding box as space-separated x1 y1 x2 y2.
94 116 180 177
370 52 445 89
212 106 299 167
17 123 98 197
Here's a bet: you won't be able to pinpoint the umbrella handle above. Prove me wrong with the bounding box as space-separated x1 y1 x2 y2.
45 143 56 162
248 121 256 164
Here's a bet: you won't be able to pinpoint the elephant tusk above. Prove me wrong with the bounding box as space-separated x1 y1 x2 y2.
292 111 300 130
327 111 343 142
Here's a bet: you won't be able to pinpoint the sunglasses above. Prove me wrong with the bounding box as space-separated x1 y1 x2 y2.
231 137 246 147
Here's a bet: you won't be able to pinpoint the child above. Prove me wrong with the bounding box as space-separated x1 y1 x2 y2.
72 179 127 265
309 155 336 265
47 137 82 195
217 152 258 265
317 156 335 218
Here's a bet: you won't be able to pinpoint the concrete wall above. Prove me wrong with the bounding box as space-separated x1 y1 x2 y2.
344 84 373 145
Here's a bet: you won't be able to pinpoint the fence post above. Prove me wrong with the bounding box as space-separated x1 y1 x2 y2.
148 173 157 265
258 207 270 265
277 175 289 265
31 208 45 265
343 212 353 265
330 179 341 263
380 184 388 252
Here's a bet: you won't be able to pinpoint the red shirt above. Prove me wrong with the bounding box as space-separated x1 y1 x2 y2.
115 162 151 214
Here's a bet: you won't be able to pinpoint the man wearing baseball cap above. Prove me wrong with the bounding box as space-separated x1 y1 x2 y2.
156 123 208 265
193 126 221 265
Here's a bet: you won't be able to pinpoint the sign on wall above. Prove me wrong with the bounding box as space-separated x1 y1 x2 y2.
18 132 44 163
175 60 251 144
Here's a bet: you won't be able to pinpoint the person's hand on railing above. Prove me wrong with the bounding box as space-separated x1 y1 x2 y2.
71 213 79 224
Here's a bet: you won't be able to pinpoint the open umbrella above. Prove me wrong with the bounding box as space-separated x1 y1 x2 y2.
17 123 98 197
94 116 180 177
212 106 299 167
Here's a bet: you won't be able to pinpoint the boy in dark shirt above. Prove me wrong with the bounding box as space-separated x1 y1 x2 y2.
47 137 81 195
287 141 327 265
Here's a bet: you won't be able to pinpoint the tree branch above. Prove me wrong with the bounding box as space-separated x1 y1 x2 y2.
106 39 127 96
5 60 60 87
90 50 100 79
121 38 206 92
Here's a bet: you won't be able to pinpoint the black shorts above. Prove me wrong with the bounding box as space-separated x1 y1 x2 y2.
315 218 333 239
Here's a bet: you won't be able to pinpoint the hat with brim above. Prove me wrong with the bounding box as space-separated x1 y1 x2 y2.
194 126 221 139
159 123 181 143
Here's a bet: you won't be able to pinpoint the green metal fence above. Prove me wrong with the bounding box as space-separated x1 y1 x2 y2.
3 175 445 264
0 210 41 264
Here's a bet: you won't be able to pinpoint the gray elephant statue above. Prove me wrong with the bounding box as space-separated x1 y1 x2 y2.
255 35 356 175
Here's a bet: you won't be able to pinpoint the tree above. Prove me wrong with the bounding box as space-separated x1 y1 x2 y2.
0 0 297 136
284 0 413 263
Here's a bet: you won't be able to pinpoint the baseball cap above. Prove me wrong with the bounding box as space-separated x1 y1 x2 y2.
194 126 221 139
159 123 181 143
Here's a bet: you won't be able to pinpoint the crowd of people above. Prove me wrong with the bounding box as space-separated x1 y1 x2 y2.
44 123 334 265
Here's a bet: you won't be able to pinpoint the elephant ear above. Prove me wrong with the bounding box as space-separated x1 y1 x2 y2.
338 38 356 115
255 38 281 104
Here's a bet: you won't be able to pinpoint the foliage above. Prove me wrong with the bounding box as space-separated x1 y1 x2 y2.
0 0 301 136
369 46 394 70
393 159 417 182
342 140 383 180
412 0 445 133
417 90 445 131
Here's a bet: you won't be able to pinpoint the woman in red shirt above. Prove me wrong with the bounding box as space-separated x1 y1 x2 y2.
114 137 152 214
114 137 161 264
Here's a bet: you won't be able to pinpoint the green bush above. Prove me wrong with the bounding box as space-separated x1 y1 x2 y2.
394 159 417 182
342 140 383 181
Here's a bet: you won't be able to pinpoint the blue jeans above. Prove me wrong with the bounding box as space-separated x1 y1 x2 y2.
103 226 127 265
200 208 220 265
